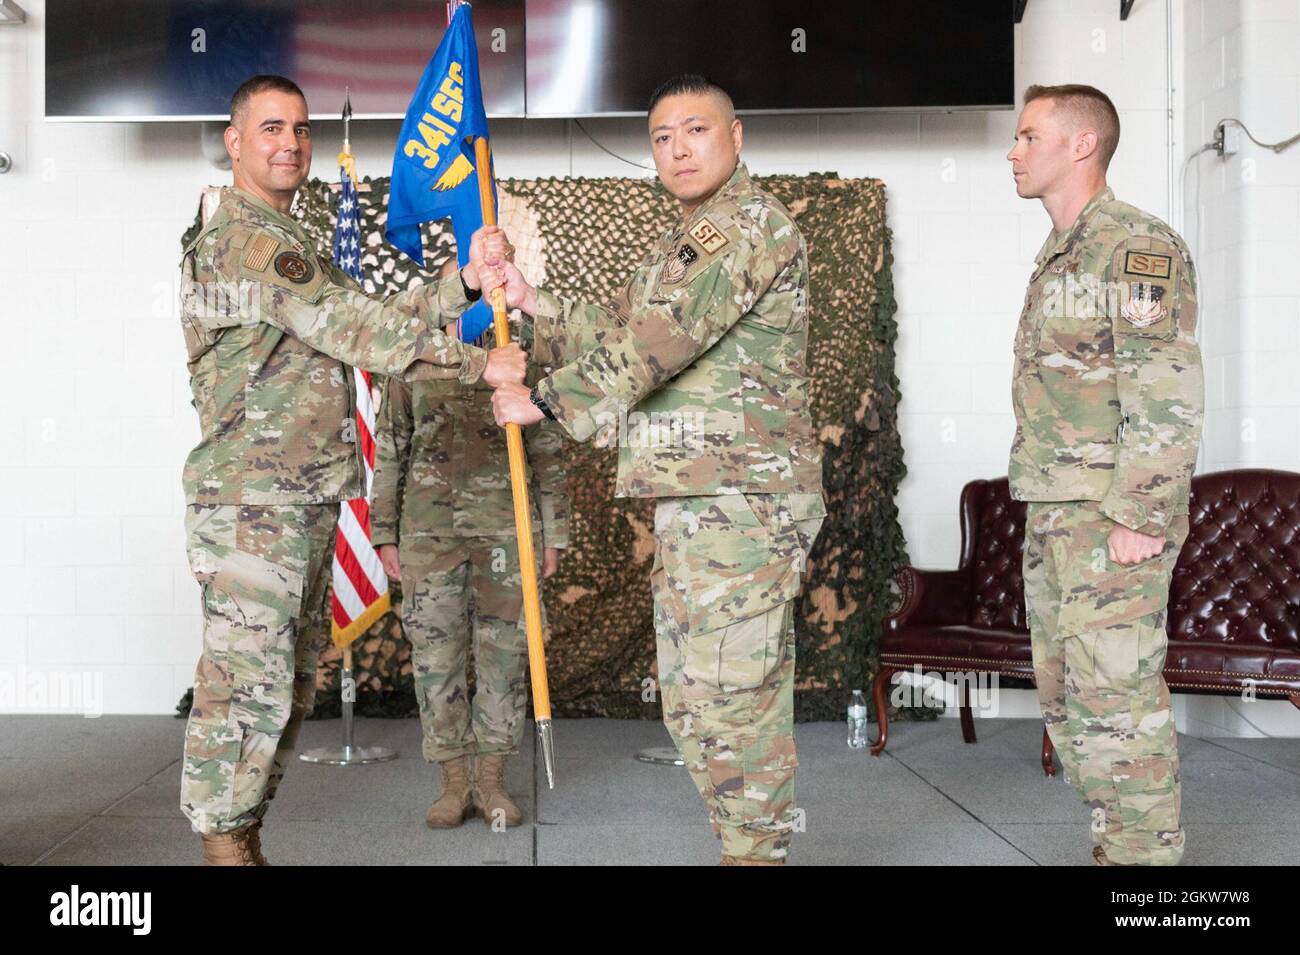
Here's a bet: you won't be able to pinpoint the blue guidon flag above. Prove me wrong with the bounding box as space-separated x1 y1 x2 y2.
386 2 494 342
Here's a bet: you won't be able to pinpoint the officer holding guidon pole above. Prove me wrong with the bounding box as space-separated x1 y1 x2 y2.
481 75 826 865
177 73 524 864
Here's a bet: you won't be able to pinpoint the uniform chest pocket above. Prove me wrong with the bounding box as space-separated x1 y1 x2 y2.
1018 262 1087 358
1015 299 1050 359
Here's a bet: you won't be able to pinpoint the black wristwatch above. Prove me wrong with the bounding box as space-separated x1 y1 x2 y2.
459 267 483 303
529 385 557 421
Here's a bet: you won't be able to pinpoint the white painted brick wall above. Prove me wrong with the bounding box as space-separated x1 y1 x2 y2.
1186 0 1300 480
1181 0 1300 737
0 1 1295 733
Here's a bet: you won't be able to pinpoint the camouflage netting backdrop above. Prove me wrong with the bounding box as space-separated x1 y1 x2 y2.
184 172 908 722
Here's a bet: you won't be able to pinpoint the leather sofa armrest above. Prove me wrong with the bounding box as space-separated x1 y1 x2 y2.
886 567 971 630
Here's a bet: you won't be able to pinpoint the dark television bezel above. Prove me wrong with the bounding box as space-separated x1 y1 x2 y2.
43 0 1015 121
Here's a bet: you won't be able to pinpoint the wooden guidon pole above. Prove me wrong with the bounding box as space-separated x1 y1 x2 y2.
471 136 555 787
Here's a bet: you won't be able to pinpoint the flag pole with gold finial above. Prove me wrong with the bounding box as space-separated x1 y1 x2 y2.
298 85 397 768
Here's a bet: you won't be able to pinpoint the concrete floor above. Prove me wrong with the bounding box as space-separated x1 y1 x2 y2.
2 715 1296 865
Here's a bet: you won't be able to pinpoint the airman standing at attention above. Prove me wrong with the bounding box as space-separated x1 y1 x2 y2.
1006 84 1204 866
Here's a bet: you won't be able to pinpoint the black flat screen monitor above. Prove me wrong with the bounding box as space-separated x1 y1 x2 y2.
45 0 526 120
526 0 1015 116
45 0 1014 120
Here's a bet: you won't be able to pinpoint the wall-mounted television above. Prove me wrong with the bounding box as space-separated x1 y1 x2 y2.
45 0 526 120
45 0 1014 121
526 0 1015 116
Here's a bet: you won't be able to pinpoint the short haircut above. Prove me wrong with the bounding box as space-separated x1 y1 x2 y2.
1024 83 1121 170
230 74 307 126
647 74 735 120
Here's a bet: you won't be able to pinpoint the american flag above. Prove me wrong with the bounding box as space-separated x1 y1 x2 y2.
333 164 364 282
329 155 392 648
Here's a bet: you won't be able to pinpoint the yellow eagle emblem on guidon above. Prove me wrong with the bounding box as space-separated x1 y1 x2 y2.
434 153 474 192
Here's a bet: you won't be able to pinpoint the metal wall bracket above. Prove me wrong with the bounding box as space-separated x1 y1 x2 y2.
1019 1 1136 24
0 0 27 25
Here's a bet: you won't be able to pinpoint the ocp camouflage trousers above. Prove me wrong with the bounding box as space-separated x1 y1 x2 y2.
399 535 539 763
180 504 336 835
653 492 823 863
1024 500 1190 866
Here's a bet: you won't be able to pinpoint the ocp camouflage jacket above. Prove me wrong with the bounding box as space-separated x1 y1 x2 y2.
179 187 485 505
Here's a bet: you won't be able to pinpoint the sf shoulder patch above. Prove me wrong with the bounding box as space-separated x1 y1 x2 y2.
1113 238 1181 336
243 234 279 273
1123 250 1172 279
661 242 699 285
688 217 729 255
274 250 315 284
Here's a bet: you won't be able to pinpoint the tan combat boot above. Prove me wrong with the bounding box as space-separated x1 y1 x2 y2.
473 753 523 827
426 755 476 828
201 823 269 866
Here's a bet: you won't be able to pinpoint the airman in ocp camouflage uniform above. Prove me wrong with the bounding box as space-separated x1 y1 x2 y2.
176 75 523 865
372 310 569 829
483 76 825 865
1007 84 1204 866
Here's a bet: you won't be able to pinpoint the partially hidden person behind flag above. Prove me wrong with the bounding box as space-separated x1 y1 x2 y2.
478 75 826 865
177 74 525 866
372 255 569 832
374 2 567 826
387 0 495 345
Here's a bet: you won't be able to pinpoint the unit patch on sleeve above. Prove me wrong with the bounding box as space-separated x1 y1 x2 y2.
273 250 315 284
660 242 699 285
1120 282 1167 328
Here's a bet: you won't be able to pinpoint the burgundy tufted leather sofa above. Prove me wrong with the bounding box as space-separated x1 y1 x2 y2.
873 469 1300 775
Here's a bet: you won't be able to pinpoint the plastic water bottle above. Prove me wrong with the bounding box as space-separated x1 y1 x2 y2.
847 690 868 749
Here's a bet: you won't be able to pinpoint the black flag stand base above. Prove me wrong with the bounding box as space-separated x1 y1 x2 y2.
300 650 398 766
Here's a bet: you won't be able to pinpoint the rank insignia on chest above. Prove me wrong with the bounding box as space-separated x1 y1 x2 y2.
688 217 729 255
274 250 315 284
1121 282 1167 327
661 242 699 285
